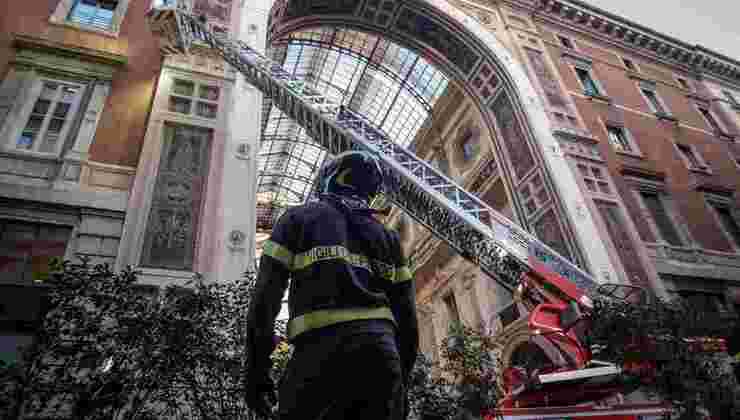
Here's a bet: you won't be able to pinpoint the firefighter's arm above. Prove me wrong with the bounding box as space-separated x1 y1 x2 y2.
388 231 419 382
246 214 294 390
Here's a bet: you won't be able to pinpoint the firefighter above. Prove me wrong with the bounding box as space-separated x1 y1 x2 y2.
246 151 419 420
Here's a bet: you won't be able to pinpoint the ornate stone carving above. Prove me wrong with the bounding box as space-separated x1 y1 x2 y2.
524 48 569 110
395 6 480 75
490 93 536 181
141 125 212 270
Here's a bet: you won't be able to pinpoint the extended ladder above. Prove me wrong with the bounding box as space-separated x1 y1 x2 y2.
145 5 598 296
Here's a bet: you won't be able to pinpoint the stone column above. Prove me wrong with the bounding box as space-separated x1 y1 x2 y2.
212 0 269 282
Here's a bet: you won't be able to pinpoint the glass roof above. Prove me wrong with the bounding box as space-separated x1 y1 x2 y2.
257 27 450 206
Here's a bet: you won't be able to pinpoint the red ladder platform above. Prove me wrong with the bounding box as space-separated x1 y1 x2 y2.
487 403 669 420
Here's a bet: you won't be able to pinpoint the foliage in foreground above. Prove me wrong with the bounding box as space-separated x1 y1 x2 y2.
0 259 257 420
1 260 738 420
588 291 739 420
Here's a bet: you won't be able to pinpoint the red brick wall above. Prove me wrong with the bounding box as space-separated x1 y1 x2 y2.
0 0 161 167
539 25 740 254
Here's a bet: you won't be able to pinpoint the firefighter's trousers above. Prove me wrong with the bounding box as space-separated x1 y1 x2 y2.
278 319 403 420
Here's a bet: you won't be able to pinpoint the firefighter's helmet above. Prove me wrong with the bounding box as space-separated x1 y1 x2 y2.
318 151 384 202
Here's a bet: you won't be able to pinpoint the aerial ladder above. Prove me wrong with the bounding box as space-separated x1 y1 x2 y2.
144 3 720 413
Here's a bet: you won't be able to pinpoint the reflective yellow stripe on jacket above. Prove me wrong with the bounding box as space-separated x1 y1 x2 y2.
263 242 413 283
287 306 396 340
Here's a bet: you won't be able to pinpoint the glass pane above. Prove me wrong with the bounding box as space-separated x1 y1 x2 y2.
60 86 79 103
40 133 60 153
53 103 71 119
47 118 65 134
32 100 51 115
198 85 220 101
172 79 195 97
196 102 217 119
24 116 44 131
16 132 36 150
169 96 191 114
576 68 598 95
40 83 58 100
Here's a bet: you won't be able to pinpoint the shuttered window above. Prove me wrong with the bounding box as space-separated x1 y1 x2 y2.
68 0 118 30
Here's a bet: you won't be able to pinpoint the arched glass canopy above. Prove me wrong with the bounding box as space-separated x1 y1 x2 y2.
257 26 450 206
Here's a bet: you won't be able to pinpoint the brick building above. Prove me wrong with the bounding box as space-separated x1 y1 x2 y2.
403 0 740 375
0 0 738 405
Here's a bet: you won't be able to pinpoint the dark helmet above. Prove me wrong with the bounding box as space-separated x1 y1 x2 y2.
318 151 384 202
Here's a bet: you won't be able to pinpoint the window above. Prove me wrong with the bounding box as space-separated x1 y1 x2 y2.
640 192 683 246
68 0 118 30
641 88 668 115
711 204 740 249
577 163 611 195
575 67 602 97
676 77 691 90
14 80 84 154
169 79 220 119
622 57 637 71
675 143 706 170
0 220 71 284
558 36 574 49
605 125 633 153
722 90 739 107
443 292 461 327
698 106 723 133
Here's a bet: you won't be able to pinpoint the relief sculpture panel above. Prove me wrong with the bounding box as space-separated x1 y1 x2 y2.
490 92 536 181
141 124 212 270
525 48 569 110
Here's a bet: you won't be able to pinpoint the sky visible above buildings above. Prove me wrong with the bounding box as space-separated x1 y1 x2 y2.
584 0 740 60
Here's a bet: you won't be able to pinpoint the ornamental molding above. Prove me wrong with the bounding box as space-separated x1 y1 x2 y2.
12 33 127 69
534 0 740 86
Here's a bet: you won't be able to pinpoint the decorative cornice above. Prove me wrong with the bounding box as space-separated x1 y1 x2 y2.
534 0 740 86
619 164 666 182
693 182 734 197
13 34 127 67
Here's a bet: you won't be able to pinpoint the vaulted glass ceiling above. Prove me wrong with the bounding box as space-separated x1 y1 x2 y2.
257 27 450 206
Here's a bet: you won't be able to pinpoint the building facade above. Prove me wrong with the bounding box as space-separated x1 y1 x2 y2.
0 0 738 400
0 0 267 366
403 0 740 375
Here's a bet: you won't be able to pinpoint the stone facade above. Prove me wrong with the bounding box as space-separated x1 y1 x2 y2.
0 0 266 367
408 0 740 374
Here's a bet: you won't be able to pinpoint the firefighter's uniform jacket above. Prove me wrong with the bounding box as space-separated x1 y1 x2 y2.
246 196 419 396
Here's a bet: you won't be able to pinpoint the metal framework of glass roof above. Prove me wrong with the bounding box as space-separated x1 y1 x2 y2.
257 27 450 206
